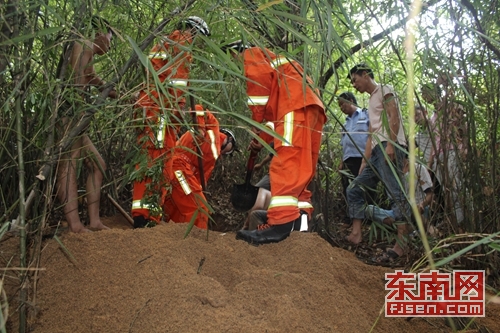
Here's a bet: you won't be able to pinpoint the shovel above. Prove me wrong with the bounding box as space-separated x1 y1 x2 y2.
231 150 260 212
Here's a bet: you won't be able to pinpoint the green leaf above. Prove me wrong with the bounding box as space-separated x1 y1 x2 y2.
53 235 77 264
435 232 500 268
488 242 500 251
267 9 317 25
257 0 284 12
0 27 64 46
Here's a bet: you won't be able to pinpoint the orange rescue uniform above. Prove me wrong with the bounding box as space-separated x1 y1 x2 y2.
163 106 224 229
243 47 326 225
131 30 193 223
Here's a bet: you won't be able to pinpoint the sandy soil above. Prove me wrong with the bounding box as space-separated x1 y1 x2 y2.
1 215 498 333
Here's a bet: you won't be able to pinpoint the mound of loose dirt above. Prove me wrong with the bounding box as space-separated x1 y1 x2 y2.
2 216 499 332
35 223 394 332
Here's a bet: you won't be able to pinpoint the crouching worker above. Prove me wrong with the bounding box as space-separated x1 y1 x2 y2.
241 142 273 230
241 188 271 231
163 105 236 229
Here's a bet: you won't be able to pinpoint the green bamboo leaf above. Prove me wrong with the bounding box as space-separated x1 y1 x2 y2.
0 298 6 333
256 0 283 12
53 235 77 264
488 242 500 251
126 35 151 70
183 210 198 239
266 9 317 25
435 232 500 267
0 222 10 241
0 27 64 46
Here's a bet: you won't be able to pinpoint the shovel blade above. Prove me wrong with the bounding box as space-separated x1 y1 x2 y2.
231 183 260 212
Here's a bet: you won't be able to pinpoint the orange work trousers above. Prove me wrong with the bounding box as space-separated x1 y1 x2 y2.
267 105 325 225
163 156 210 229
131 148 169 223
131 105 178 223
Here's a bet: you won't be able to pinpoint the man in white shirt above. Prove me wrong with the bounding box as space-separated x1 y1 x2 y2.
346 63 410 259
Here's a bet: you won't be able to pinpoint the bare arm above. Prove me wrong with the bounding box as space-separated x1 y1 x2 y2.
70 41 117 98
254 154 273 171
418 189 433 213
84 61 117 99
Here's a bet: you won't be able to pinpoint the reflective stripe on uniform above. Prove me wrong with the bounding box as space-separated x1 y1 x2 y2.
283 111 294 146
132 200 154 210
268 196 298 209
148 52 169 59
157 116 166 148
207 130 218 160
270 56 290 69
169 79 188 87
175 170 192 195
196 111 205 116
248 96 269 106
264 121 275 130
298 201 313 209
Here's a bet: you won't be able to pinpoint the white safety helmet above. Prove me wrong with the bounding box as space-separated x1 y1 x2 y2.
221 40 252 53
184 16 210 36
220 128 237 155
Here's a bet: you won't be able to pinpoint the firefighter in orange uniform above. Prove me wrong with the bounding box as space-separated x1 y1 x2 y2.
225 42 326 245
131 17 210 228
163 105 236 229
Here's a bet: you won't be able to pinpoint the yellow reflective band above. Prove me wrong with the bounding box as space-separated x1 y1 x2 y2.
157 116 166 148
148 52 169 59
270 56 290 69
268 196 298 209
283 111 294 146
169 79 188 87
207 130 219 160
264 121 275 130
132 200 154 210
298 201 313 209
196 111 205 116
175 170 192 195
248 96 269 106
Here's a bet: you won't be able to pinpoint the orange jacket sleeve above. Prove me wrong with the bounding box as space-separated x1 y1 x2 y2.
244 48 275 124
147 30 193 103
244 47 326 127
199 110 221 182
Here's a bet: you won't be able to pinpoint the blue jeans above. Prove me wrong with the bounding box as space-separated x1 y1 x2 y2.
347 142 409 221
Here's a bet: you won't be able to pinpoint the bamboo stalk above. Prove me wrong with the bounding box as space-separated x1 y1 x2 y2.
107 194 134 226
14 71 27 333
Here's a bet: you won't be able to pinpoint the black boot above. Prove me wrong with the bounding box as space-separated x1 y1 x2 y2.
236 220 295 245
133 216 149 229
